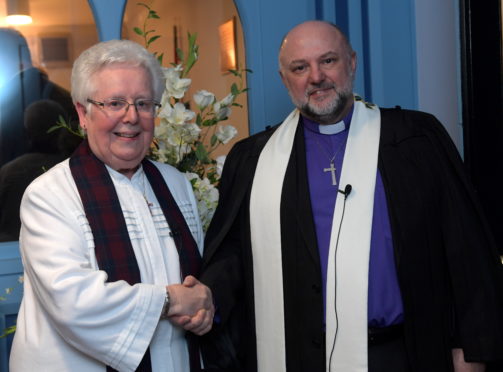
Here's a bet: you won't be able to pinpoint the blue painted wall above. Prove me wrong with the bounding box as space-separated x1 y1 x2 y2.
234 0 461 148
88 0 461 147
230 0 419 133
233 0 318 133
87 0 127 42
0 241 23 372
362 0 418 108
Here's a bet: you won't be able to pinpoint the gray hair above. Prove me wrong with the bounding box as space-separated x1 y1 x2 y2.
71 39 165 105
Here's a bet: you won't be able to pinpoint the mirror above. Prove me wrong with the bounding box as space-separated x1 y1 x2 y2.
0 0 97 242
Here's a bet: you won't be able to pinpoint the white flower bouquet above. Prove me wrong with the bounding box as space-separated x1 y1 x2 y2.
135 4 250 231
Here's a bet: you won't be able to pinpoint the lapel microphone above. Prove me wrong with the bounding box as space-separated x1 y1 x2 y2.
338 184 352 199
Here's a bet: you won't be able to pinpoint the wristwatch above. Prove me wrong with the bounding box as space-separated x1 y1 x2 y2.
160 289 170 319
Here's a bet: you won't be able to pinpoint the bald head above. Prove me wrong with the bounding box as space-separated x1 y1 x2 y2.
279 21 353 70
278 20 357 124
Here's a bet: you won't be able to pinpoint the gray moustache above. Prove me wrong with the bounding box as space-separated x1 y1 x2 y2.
306 85 336 96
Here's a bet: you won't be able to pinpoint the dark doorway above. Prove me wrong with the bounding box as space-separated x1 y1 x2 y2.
460 0 503 254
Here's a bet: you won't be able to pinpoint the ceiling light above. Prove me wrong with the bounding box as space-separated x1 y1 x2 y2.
6 0 33 25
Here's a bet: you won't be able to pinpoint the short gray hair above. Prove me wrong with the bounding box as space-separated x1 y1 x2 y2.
71 39 165 105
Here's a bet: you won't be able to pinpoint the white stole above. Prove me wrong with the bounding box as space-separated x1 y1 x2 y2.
249 99 381 372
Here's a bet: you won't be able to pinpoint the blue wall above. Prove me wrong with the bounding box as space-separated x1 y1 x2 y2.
233 0 318 133
87 0 461 148
231 0 420 134
87 0 127 42
88 0 421 134
0 241 22 372
234 0 461 147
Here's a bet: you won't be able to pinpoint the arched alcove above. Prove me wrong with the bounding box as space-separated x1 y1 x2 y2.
122 0 249 155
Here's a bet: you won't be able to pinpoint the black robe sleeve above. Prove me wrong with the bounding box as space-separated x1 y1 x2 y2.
200 129 275 372
379 108 503 369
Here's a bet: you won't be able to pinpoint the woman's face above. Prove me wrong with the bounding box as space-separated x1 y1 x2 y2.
76 65 155 178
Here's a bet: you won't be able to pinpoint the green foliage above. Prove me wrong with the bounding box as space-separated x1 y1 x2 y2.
0 325 16 338
135 3 164 64
47 115 84 138
0 286 18 338
180 33 198 78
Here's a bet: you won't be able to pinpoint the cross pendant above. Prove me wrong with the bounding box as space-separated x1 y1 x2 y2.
323 161 337 186
144 196 154 216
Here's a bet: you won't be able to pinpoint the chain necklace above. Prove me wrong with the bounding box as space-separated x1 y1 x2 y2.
141 171 154 215
314 136 347 186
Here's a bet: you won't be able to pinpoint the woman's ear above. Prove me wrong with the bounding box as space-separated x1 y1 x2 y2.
75 102 88 131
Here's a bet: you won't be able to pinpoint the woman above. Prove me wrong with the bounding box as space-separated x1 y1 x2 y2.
10 40 214 372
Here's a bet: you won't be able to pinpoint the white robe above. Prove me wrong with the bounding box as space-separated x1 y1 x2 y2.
9 159 204 372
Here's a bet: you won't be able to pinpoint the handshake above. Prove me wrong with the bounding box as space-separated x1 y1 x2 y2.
164 275 214 335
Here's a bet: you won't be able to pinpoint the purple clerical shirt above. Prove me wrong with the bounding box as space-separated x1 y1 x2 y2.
303 108 403 327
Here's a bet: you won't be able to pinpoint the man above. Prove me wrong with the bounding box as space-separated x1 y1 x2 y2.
201 21 503 372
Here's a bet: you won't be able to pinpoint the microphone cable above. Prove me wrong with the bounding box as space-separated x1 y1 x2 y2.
328 184 352 371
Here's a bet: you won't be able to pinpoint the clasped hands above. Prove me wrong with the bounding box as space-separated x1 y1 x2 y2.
165 275 214 335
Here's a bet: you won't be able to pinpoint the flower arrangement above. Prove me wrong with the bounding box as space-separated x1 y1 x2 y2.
135 3 250 230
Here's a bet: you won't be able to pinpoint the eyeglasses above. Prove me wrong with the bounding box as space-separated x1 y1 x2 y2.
87 98 161 118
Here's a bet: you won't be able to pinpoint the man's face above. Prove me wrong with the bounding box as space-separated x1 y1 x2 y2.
279 22 356 124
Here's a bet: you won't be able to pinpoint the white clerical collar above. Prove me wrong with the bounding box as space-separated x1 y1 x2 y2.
319 120 345 135
302 104 354 135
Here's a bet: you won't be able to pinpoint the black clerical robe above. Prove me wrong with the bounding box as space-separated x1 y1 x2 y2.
201 107 503 372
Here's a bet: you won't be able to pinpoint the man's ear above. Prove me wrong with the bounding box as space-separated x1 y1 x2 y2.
350 51 357 76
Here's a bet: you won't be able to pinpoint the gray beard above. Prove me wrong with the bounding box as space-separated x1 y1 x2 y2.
298 88 353 124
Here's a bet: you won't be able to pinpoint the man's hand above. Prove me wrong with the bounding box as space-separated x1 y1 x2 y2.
165 276 215 335
452 349 485 372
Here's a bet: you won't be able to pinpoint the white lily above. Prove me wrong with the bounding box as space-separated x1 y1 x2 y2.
220 93 234 107
216 155 226 177
163 66 191 99
216 125 238 144
214 101 232 120
193 90 215 109
159 102 195 125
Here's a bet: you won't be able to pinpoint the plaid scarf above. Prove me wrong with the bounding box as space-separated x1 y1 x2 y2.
70 140 202 372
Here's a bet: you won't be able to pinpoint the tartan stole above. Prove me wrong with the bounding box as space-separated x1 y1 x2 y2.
69 140 202 372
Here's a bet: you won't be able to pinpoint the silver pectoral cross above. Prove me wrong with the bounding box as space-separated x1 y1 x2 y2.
324 161 337 186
